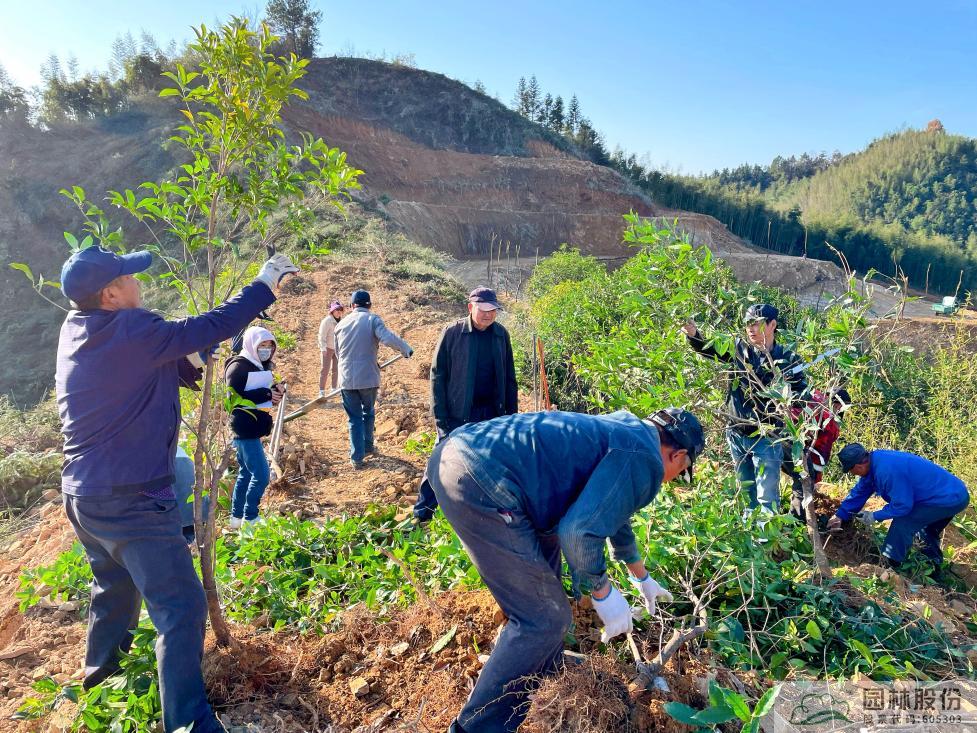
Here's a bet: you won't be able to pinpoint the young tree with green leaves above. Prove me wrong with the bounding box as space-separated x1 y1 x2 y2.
28 18 362 645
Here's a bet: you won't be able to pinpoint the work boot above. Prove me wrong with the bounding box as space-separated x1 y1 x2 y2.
351 460 366 470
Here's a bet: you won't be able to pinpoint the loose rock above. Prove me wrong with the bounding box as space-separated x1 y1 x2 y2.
350 676 370 698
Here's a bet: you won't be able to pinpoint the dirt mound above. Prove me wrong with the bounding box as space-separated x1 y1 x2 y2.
201 590 501 732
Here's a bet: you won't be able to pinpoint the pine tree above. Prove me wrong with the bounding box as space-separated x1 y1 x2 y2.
548 95 564 131
526 75 541 121
264 0 322 58
473 79 486 95
540 93 553 125
40 54 65 85
566 94 581 134
513 76 528 114
109 32 137 80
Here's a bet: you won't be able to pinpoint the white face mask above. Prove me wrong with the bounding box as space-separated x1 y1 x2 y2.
256 347 273 362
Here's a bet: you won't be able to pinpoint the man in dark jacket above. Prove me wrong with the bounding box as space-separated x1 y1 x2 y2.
684 303 806 514
56 245 297 733
412 287 518 522
429 407 704 733
827 444 970 575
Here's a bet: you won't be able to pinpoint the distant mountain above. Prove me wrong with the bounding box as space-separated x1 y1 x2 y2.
771 123 977 249
637 122 977 297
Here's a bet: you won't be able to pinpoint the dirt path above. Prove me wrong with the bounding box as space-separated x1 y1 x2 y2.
266 261 462 518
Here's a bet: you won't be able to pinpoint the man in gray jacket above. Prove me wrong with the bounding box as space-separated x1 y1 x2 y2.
335 289 413 467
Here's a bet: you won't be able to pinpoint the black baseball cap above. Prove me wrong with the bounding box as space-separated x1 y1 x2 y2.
469 287 502 311
646 407 706 478
743 303 779 323
838 443 870 472
60 246 152 302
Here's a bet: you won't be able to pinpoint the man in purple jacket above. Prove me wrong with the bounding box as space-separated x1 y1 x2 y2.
56 245 297 733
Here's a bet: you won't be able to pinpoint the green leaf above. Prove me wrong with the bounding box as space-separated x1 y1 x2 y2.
9 262 33 281
663 702 702 726
722 690 751 722
753 684 782 719
851 639 874 666
429 624 457 654
805 620 822 642
695 705 737 724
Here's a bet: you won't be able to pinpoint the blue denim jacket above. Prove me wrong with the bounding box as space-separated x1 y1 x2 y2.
56 281 275 497
837 450 969 521
451 410 665 591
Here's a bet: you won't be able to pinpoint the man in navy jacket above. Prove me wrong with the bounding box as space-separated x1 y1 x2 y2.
56 245 297 733
827 443 970 573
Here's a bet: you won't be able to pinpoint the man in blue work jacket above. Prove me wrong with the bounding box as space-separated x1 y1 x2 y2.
56 245 298 733
827 443 970 574
427 407 705 733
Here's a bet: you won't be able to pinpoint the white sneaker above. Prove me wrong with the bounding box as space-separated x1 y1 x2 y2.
228 517 243 530
319 390 325 398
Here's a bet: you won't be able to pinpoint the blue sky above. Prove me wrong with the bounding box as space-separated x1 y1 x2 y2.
2 1 975 173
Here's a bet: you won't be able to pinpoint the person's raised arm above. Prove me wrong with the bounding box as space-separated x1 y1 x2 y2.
126 254 296 366
683 319 732 362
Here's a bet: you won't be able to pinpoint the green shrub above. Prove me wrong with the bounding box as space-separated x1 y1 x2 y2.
0 450 62 511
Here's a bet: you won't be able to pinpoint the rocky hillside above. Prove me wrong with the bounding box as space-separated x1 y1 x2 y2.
0 57 843 405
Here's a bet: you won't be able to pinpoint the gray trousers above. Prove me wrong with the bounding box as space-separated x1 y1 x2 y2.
63 492 223 733
427 439 570 733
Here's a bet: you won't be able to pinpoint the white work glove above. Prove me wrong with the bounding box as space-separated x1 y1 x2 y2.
856 510 876 526
591 584 633 643
630 573 674 615
255 253 299 292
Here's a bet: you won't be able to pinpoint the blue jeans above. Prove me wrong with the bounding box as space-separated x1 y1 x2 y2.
232 438 270 521
413 428 449 521
428 439 569 733
63 493 222 733
881 496 970 564
342 388 378 463
727 429 782 514
173 452 210 543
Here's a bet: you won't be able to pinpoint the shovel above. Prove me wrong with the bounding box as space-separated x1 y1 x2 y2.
268 383 288 480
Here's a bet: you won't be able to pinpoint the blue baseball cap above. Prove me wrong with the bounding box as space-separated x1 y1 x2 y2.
60 246 153 302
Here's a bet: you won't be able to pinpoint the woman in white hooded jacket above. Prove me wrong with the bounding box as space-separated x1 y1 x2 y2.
224 326 283 529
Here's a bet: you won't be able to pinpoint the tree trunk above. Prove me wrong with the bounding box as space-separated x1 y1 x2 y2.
802 468 832 581
191 357 234 647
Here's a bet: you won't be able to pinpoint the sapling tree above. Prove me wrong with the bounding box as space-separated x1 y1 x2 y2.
18 18 362 645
